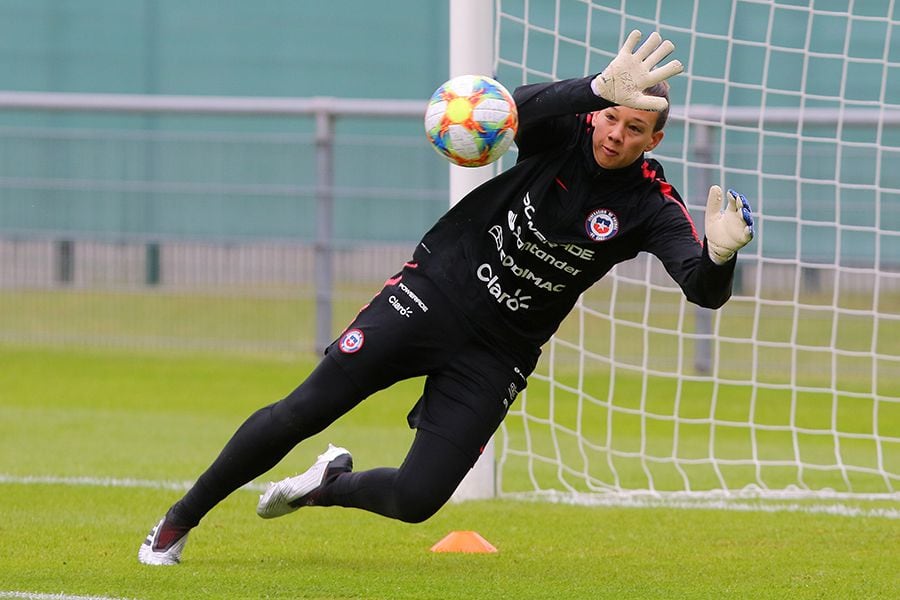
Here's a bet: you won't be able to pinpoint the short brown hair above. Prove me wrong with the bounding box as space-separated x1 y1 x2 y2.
644 80 670 132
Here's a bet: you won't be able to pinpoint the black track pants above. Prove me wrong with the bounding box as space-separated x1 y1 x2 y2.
171 267 534 527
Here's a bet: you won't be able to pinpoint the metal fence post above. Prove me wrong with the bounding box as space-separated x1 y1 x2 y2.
145 242 161 285
314 109 335 353
56 239 74 284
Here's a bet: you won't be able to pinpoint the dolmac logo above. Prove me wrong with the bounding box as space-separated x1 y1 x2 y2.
338 328 365 353
585 208 619 241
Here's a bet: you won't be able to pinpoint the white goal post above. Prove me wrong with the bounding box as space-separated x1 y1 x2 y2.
452 0 900 512
448 0 501 501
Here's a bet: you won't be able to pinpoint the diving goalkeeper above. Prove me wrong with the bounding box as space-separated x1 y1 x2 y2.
139 30 754 565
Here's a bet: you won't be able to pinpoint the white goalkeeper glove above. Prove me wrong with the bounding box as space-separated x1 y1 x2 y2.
705 186 755 265
591 30 684 112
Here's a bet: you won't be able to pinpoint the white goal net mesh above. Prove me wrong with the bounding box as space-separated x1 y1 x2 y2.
494 0 900 505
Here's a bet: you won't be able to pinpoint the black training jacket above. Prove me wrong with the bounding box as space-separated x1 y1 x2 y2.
413 75 735 356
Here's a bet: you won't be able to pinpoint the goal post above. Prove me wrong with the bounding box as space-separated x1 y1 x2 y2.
448 0 496 207
448 0 499 502
454 0 900 510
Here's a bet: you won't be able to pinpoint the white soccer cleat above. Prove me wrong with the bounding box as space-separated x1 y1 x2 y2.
138 517 190 566
256 443 353 519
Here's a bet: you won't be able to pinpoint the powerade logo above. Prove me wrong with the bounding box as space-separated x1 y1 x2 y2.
585 208 619 242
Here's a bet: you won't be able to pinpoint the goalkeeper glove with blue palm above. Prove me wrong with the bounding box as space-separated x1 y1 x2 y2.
705 186 755 265
591 30 684 112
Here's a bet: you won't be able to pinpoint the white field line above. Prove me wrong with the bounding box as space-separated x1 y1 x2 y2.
504 491 900 520
0 593 134 600
0 473 265 492
2 472 897 519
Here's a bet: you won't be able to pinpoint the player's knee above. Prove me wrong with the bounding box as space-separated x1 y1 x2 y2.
392 482 448 523
249 401 306 446
274 358 364 434
395 501 441 524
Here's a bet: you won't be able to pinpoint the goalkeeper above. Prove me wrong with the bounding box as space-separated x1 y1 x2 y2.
140 30 754 565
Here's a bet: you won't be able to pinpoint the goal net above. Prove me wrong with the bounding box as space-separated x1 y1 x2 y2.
492 0 900 508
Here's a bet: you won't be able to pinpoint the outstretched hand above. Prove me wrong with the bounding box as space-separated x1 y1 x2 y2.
705 186 755 265
591 30 684 111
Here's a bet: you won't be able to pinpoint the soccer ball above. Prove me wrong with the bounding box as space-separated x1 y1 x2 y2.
424 74 518 168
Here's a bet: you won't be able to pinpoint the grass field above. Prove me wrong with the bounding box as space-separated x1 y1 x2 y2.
1 345 898 599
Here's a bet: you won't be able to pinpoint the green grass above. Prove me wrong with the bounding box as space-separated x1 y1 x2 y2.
3 284 899 374
0 345 898 599
501 370 900 495
0 284 390 357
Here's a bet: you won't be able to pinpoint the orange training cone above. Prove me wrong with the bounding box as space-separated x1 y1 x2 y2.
430 530 498 553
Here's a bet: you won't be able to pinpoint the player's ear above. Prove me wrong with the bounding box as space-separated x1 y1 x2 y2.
645 130 664 152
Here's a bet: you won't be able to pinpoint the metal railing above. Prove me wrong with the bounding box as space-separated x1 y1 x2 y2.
1 90 897 355
0 91 426 352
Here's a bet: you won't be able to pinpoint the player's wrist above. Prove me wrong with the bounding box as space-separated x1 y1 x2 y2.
706 239 735 265
590 75 603 98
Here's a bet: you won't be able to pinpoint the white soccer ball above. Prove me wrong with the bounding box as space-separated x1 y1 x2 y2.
424 74 518 167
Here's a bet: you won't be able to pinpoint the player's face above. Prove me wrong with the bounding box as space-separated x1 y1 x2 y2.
591 106 664 170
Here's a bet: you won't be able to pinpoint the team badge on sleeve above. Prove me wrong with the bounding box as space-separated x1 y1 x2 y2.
585 208 619 241
338 328 365 354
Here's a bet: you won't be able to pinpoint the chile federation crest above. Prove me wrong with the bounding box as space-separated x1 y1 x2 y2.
585 208 619 242
338 328 365 354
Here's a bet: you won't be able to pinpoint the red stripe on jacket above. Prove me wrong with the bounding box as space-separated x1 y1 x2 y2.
641 160 700 244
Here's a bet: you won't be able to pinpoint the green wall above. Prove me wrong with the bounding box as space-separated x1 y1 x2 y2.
0 1 447 98
0 1 452 243
0 0 896 264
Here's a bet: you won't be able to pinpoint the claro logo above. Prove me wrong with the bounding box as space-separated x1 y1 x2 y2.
477 263 532 311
